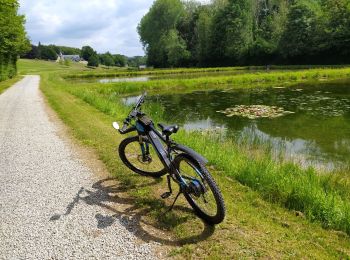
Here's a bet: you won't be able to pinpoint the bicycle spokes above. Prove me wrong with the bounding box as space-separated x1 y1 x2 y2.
124 139 163 173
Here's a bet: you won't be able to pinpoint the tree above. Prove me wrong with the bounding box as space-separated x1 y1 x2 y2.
58 46 81 55
222 0 254 63
99 52 114 66
0 0 30 80
127 56 146 67
249 0 289 64
22 44 39 59
138 0 186 67
137 0 350 66
279 0 323 62
113 54 126 67
81 46 95 61
23 44 82 59
195 6 214 66
321 0 350 63
38 45 57 60
87 54 99 67
176 0 201 65
162 29 190 67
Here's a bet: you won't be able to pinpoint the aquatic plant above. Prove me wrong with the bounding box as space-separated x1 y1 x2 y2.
217 105 295 119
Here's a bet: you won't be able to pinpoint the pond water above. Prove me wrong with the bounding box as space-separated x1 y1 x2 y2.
125 80 350 170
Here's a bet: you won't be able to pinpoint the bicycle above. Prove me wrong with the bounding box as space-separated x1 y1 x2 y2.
113 92 225 225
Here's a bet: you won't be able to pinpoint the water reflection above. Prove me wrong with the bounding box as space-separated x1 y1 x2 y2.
122 80 350 169
183 117 225 131
238 124 337 170
122 95 142 106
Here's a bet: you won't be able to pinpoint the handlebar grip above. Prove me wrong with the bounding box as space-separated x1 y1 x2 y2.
118 123 128 134
119 125 136 134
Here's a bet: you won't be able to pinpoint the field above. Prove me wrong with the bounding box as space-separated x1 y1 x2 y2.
11 59 350 258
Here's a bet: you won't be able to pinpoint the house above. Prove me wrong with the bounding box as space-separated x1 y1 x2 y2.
57 52 82 62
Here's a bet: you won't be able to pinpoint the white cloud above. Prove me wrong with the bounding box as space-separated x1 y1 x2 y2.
19 0 209 56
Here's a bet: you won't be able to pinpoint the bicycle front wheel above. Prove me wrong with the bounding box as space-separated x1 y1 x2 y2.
173 153 225 225
119 136 167 178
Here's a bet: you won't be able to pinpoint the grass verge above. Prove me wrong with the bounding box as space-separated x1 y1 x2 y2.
0 76 22 94
65 64 350 79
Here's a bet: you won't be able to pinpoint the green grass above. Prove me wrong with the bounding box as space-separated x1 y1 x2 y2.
176 132 350 233
17 59 350 258
65 64 350 79
18 58 107 75
0 75 23 94
61 67 350 103
64 66 249 78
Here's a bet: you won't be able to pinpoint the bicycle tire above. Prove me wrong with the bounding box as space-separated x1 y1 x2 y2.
173 153 225 225
119 136 167 178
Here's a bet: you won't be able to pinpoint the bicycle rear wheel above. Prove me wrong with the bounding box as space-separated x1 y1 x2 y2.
119 136 167 178
173 153 225 225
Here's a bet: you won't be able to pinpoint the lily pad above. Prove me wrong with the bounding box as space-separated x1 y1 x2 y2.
217 105 295 119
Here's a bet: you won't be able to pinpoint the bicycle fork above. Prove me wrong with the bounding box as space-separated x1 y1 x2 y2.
138 136 150 162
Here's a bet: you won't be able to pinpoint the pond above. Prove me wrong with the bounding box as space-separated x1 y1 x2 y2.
125 80 350 170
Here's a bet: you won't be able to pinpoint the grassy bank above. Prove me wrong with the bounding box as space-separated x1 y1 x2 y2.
63 67 350 102
65 64 350 79
18 59 350 258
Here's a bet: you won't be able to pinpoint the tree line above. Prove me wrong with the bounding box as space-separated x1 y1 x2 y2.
0 0 30 81
22 44 145 68
138 0 350 68
23 43 81 60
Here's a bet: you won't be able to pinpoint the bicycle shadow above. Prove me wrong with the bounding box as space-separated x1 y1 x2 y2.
50 177 215 246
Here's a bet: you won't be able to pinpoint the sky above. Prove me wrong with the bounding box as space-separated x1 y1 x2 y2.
19 0 210 57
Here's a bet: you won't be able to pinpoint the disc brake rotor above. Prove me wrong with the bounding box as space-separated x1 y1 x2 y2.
137 154 152 164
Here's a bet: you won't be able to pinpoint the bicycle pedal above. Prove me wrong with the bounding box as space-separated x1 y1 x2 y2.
161 192 172 199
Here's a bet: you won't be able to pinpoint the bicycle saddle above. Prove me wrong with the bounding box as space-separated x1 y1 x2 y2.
158 123 179 136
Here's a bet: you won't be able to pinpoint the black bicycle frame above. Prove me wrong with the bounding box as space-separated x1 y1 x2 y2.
137 120 189 188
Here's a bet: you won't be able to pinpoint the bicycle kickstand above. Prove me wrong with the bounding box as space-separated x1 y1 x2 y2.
161 175 173 199
161 175 182 213
167 190 182 212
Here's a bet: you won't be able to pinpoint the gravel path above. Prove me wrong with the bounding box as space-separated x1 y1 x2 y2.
0 76 157 259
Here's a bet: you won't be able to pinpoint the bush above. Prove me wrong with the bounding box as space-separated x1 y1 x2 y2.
87 54 99 67
0 55 17 81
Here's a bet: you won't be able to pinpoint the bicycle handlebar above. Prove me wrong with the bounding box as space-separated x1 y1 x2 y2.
118 125 136 134
118 92 147 135
133 92 146 111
